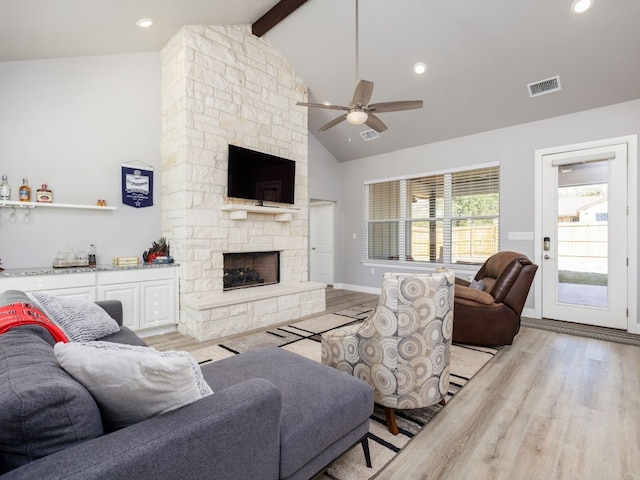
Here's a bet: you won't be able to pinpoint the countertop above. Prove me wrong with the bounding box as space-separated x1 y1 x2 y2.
0 262 178 278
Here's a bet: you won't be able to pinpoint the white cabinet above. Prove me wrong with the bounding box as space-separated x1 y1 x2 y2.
0 266 179 336
98 267 178 336
41 287 97 301
99 283 140 330
140 280 175 330
0 272 97 300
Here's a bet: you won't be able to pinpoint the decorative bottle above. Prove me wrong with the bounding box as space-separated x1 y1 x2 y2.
0 175 10 201
36 184 53 203
19 178 31 202
88 244 97 266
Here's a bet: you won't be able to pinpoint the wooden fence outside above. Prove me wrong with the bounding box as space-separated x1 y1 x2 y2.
410 222 606 271
557 222 607 273
410 225 498 262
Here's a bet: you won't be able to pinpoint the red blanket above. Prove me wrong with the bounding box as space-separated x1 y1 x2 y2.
0 302 69 342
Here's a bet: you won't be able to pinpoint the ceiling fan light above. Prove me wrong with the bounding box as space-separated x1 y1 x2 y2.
347 110 368 125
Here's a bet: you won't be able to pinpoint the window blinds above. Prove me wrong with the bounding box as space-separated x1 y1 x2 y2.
365 180 401 261
365 165 499 265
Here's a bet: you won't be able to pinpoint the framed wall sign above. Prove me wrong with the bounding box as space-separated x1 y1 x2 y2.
121 162 153 208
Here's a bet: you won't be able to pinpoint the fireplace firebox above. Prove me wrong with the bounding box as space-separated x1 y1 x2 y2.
223 251 280 291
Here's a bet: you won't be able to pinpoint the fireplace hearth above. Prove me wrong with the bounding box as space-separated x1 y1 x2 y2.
223 251 280 291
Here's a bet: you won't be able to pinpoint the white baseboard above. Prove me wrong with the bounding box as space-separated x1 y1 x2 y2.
137 324 177 338
332 283 381 295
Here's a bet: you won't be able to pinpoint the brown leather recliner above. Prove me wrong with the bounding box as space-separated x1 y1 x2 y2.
453 251 538 346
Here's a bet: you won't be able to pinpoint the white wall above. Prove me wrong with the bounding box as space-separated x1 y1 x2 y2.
308 133 341 202
337 99 640 308
308 132 342 285
0 53 162 269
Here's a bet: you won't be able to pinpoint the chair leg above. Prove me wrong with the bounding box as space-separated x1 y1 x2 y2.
361 436 372 468
440 398 446 407
384 407 399 435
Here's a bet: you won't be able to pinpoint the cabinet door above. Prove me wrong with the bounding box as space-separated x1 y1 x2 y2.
140 280 176 329
0 273 97 299
34 286 97 301
99 284 140 330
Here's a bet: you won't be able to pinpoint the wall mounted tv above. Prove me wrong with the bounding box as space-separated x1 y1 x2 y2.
227 145 296 205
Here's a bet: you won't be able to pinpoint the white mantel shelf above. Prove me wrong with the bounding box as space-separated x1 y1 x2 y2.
0 200 116 211
220 203 299 222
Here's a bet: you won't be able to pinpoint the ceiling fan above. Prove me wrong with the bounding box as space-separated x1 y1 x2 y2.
296 0 423 133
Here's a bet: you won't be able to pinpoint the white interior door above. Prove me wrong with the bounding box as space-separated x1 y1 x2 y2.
310 202 335 284
541 143 628 329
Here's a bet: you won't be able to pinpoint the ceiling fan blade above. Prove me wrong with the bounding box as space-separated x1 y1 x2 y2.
319 114 348 131
368 100 423 113
352 80 374 106
365 113 388 132
297 102 349 111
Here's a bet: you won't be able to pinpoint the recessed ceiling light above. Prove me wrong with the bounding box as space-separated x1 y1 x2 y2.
571 0 593 13
136 18 154 28
413 62 427 75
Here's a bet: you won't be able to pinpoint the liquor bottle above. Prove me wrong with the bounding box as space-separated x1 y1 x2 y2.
88 244 97 266
36 184 53 203
19 178 31 202
0 175 10 201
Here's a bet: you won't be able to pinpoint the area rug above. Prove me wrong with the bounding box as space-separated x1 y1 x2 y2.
521 316 640 347
190 305 499 480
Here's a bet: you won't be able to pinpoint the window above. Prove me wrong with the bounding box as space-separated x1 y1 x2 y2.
365 165 499 265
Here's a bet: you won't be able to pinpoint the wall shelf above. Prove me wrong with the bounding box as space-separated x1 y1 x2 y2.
220 203 299 222
0 200 116 211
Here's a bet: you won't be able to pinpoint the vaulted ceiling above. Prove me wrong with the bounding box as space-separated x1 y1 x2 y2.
2 0 639 162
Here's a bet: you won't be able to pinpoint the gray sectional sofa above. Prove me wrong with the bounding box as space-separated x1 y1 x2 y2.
0 290 374 480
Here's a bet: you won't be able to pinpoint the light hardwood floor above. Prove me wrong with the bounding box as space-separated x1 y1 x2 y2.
147 289 640 480
373 325 640 480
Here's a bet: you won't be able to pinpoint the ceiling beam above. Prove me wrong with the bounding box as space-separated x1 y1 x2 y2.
252 0 309 37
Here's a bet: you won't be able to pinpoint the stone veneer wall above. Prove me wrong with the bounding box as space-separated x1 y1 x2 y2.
160 25 325 341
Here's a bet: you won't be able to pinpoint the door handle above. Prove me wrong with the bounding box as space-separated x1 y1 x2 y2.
544 254 550 260
312 247 316 250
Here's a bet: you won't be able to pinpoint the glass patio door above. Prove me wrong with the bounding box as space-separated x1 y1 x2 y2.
541 143 627 329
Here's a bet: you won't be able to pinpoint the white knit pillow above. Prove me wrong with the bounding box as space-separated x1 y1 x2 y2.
31 293 120 342
54 341 213 430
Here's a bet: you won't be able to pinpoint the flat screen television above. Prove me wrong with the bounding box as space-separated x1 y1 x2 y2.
227 145 296 205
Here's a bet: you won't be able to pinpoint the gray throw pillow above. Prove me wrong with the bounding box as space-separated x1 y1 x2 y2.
0 327 103 474
31 293 120 342
469 279 485 291
54 341 213 431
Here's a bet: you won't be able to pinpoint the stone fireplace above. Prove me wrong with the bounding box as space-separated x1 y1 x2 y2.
223 251 280 291
160 25 326 341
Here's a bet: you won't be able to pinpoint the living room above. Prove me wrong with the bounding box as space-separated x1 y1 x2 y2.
1 0 639 333
1 1 640 478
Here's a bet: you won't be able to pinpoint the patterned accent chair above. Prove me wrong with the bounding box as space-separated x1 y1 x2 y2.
321 271 455 435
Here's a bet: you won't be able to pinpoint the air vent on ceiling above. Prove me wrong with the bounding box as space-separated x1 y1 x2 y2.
360 129 380 141
528 75 561 97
